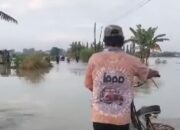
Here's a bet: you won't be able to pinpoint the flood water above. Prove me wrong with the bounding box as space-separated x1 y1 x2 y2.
0 58 179 130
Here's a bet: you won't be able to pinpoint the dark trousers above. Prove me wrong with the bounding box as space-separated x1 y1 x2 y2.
93 122 129 130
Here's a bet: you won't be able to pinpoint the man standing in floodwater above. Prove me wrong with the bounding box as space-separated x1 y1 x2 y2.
84 25 160 130
56 55 59 64
75 55 79 63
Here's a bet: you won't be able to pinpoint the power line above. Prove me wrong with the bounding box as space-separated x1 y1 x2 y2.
95 0 152 43
110 0 151 23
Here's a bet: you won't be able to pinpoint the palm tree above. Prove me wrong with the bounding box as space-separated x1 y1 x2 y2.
129 24 169 64
0 11 18 24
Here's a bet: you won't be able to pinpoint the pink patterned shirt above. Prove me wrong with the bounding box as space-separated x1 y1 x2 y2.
85 49 149 125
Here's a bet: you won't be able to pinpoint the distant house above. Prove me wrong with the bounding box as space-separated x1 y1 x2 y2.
9 49 15 57
0 51 3 63
0 50 10 64
23 48 35 55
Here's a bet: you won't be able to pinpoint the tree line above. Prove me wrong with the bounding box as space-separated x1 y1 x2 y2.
68 24 169 64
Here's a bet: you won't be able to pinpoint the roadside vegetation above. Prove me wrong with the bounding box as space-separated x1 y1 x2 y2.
67 25 169 63
15 53 52 70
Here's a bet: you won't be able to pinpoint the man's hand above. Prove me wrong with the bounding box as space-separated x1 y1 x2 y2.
147 69 160 79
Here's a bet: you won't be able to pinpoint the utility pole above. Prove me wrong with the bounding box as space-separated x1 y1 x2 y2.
99 26 103 43
94 22 97 52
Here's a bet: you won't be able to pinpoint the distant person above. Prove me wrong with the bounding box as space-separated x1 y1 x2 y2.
61 55 65 61
75 55 79 63
6 51 10 64
55 55 60 64
84 25 160 130
67 57 70 63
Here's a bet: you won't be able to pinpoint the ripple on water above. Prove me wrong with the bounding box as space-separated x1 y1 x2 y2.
0 107 35 130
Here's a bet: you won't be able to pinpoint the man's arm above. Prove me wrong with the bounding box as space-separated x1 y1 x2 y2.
132 58 160 81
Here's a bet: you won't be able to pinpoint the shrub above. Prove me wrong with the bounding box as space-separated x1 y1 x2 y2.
80 48 95 62
19 54 52 70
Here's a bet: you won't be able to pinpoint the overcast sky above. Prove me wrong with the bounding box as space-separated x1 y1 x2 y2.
0 0 179 51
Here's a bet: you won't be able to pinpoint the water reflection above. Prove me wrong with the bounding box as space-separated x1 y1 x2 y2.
16 69 50 84
0 108 34 130
0 65 11 76
69 68 85 76
0 65 51 84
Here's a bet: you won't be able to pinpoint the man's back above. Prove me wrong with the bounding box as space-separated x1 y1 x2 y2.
85 25 159 130
85 50 149 125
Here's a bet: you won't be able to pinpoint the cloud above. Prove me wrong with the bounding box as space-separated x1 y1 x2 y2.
0 3 12 9
28 0 43 10
0 0 180 51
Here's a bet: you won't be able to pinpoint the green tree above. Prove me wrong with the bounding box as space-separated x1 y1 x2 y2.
69 41 85 58
0 11 18 23
129 24 169 64
68 41 103 62
50 47 64 57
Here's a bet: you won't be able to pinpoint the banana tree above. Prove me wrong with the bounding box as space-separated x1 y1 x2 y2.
0 11 18 23
129 24 169 64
